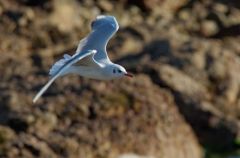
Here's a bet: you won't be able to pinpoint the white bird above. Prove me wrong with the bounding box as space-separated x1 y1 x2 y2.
33 15 133 103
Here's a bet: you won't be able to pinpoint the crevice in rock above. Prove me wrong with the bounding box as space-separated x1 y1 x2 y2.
210 24 240 38
24 143 40 157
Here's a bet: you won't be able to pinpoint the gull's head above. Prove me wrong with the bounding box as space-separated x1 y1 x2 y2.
106 64 133 79
91 15 119 32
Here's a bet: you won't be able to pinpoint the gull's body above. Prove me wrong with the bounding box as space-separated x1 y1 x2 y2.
33 15 132 103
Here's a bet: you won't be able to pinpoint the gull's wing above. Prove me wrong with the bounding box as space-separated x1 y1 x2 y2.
75 15 119 63
33 50 99 103
73 51 103 67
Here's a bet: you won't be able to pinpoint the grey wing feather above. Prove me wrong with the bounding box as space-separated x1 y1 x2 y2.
33 74 58 103
76 37 88 54
64 54 71 60
74 52 103 67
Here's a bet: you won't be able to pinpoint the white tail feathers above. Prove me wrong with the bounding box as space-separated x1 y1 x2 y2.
33 54 72 103
33 50 97 103
49 54 72 76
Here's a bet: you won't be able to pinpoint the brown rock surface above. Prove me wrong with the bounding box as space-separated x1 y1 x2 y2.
0 0 240 157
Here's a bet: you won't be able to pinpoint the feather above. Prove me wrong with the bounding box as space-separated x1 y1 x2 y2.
49 54 72 76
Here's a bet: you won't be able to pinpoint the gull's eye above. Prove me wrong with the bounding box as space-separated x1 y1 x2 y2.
113 69 116 73
118 69 122 73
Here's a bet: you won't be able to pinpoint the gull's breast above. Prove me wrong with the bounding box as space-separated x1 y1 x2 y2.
71 66 111 80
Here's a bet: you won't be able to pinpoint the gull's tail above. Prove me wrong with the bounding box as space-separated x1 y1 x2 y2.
49 54 71 76
33 54 72 103
33 50 96 103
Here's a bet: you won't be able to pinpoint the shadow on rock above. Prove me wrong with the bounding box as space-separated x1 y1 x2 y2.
210 24 240 38
116 39 187 69
0 92 29 133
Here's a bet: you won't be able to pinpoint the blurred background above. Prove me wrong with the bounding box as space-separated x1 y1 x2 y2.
0 0 240 158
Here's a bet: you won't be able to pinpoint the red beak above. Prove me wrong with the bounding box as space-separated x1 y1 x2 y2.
125 72 133 78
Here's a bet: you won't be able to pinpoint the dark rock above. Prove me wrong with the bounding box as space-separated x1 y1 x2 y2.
7 116 29 133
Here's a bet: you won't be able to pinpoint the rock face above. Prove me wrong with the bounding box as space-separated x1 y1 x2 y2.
0 73 203 158
0 0 240 157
